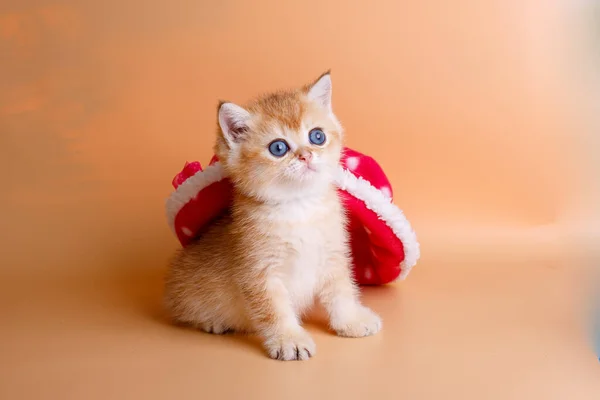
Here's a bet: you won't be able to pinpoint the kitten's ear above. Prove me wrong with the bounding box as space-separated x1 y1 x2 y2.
218 102 251 147
307 70 332 111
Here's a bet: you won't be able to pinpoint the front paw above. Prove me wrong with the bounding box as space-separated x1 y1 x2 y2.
264 328 316 361
331 306 382 338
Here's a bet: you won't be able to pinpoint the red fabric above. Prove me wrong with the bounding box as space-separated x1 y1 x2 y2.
340 148 393 198
170 147 405 285
172 161 202 189
174 180 233 246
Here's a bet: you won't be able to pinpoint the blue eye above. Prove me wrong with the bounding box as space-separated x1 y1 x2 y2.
309 128 326 145
268 139 289 157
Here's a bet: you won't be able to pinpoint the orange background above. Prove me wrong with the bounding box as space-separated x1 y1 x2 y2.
1 1 599 399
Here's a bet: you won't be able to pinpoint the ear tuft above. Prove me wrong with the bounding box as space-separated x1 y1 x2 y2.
218 102 251 146
307 70 332 110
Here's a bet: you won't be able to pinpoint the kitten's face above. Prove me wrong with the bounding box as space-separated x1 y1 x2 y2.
215 73 343 202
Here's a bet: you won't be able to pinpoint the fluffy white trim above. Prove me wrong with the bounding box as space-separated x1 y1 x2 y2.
333 166 420 280
165 162 227 234
165 164 420 280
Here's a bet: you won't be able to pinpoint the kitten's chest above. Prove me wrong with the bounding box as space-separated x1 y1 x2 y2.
249 194 344 304
278 215 342 297
285 224 328 262
270 200 340 264
280 225 327 307
262 195 342 256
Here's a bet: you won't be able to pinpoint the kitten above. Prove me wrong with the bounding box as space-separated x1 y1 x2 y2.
164 72 382 361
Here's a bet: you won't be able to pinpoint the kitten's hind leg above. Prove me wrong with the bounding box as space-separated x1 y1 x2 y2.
199 322 233 335
163 294 236 335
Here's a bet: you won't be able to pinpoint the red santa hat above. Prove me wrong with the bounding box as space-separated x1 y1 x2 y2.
166 147 420 285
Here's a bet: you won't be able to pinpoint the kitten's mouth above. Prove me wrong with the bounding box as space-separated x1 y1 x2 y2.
292 162 319 179
302 163 318 173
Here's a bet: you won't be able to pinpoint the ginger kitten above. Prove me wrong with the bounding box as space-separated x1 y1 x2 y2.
164 72 382 361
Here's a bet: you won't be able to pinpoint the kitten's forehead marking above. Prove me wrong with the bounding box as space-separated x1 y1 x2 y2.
250 91 306 131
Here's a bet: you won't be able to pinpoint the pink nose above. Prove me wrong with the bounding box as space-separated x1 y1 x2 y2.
298 151 312 162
